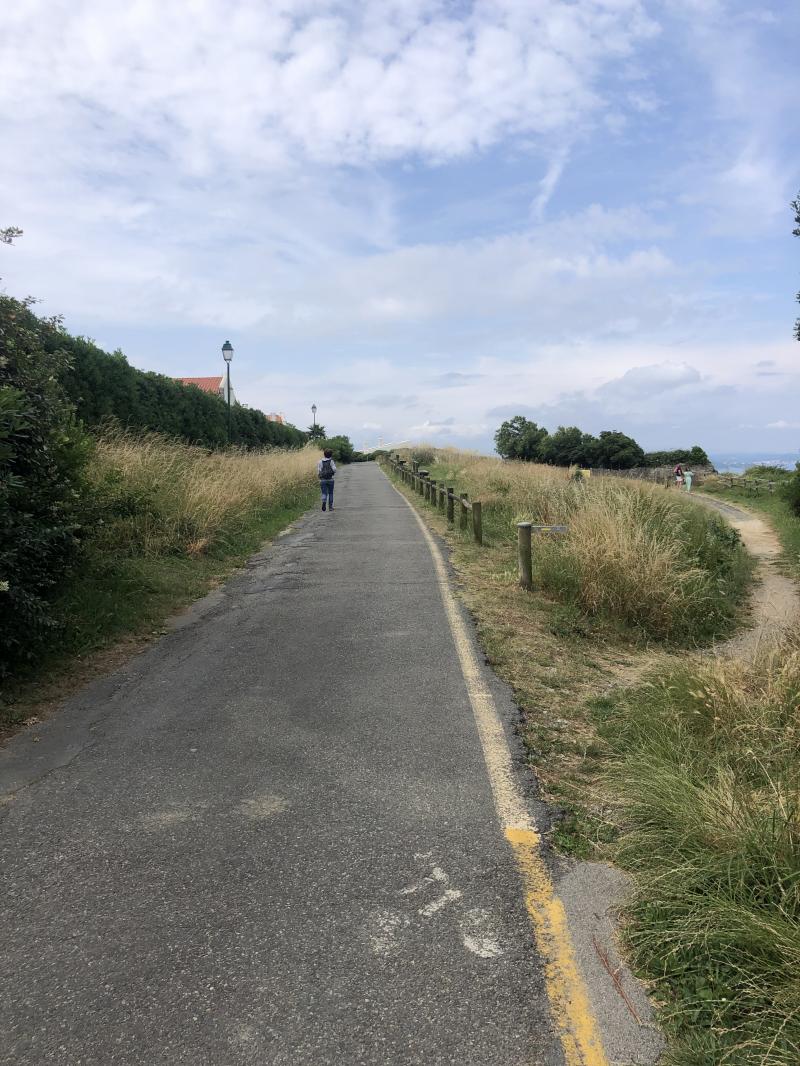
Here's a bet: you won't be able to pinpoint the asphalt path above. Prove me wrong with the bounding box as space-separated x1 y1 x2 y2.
0 463 563 1066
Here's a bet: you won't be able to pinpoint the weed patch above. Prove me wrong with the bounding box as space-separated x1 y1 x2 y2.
392 450 752 644
598 644 800 1063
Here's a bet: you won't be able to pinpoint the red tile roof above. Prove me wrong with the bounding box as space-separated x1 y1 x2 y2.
176 376 223 395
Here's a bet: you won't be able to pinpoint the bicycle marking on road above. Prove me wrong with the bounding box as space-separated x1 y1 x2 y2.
389 478 609 1066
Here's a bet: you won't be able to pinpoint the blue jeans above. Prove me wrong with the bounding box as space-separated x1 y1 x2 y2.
321 480 334 506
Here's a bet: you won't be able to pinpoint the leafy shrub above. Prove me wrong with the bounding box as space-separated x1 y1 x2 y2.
780 463 800 516
319 435 355 463
0 296 90 675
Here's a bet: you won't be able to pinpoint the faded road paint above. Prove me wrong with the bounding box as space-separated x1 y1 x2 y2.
390 476 609 1066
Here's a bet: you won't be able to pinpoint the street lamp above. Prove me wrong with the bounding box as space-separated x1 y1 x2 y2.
311 403 317 429
222 340 233 443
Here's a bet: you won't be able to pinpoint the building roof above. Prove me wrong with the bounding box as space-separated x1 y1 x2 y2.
176 376 223 395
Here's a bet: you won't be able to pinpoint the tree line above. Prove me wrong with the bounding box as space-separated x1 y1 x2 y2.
59 331 306 450
494 415 709 469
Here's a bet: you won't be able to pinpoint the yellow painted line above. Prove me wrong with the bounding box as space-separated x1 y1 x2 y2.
388 475 609 1066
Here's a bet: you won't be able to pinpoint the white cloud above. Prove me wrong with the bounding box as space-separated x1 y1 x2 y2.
598 362 702 398
241 339 800 454
0 0 663 329
766 420 800 430
0 0 657 171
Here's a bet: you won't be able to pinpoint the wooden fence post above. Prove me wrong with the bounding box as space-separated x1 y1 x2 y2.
439 483 446 511
518 522 533 590
447 487 455 525
460 493 469 531
472 501 483 545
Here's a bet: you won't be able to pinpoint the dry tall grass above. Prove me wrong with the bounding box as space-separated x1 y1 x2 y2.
399 447 749 641
88 429 320 556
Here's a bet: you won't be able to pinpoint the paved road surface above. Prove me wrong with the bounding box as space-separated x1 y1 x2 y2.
0 463 563 1065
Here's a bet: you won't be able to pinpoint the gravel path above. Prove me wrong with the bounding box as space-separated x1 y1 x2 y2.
693 493 800 656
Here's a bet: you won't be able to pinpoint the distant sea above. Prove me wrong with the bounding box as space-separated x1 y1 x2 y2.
709 452 800 475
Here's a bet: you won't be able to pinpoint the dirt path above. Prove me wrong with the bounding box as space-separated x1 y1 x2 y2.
692 493 800 657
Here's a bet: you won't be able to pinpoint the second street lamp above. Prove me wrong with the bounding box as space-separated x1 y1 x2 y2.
222 340 233 444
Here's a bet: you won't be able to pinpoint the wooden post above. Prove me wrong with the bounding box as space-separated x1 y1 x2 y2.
460 493 468 531
472 501 483 545
439 484 446 511
518 522 533 590
446 487 455 525
419 472 427 497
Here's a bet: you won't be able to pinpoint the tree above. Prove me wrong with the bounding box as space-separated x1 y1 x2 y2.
539 426 600 467
319 435 355 463
643 445 710 468
307 424 326 441
793 192 800 341
595 430 645 469
494 416 549 461
1 226 22 245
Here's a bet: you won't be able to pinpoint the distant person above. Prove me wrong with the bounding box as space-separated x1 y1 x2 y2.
674 463 684 487
684 469 693 492
318 449 336 511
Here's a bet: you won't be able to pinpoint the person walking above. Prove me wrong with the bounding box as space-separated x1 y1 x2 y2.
684 469 693 492
318 449 336 511
674 462 684 488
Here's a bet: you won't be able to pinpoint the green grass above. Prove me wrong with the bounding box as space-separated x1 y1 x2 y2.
594 648 800 1064
699 480 800 579
0 491 316 730
390 457 754 646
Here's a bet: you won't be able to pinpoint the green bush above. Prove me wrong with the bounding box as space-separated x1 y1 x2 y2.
0 296 90 675
780 464 800 516
319 435 355 463
56 333 306 450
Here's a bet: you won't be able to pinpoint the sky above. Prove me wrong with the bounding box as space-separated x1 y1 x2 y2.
1 0 799 455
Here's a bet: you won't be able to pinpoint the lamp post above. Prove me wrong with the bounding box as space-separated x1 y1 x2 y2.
311 403 317 431
222 340 233 443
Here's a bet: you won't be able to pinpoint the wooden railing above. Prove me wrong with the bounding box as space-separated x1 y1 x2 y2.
382 454 568 589
383 454 483 544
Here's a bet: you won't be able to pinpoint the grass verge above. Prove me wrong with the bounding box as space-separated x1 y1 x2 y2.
403 449 752 644
1 432 319 734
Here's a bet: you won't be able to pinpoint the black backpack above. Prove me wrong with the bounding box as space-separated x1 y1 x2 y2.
319 458 334 481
